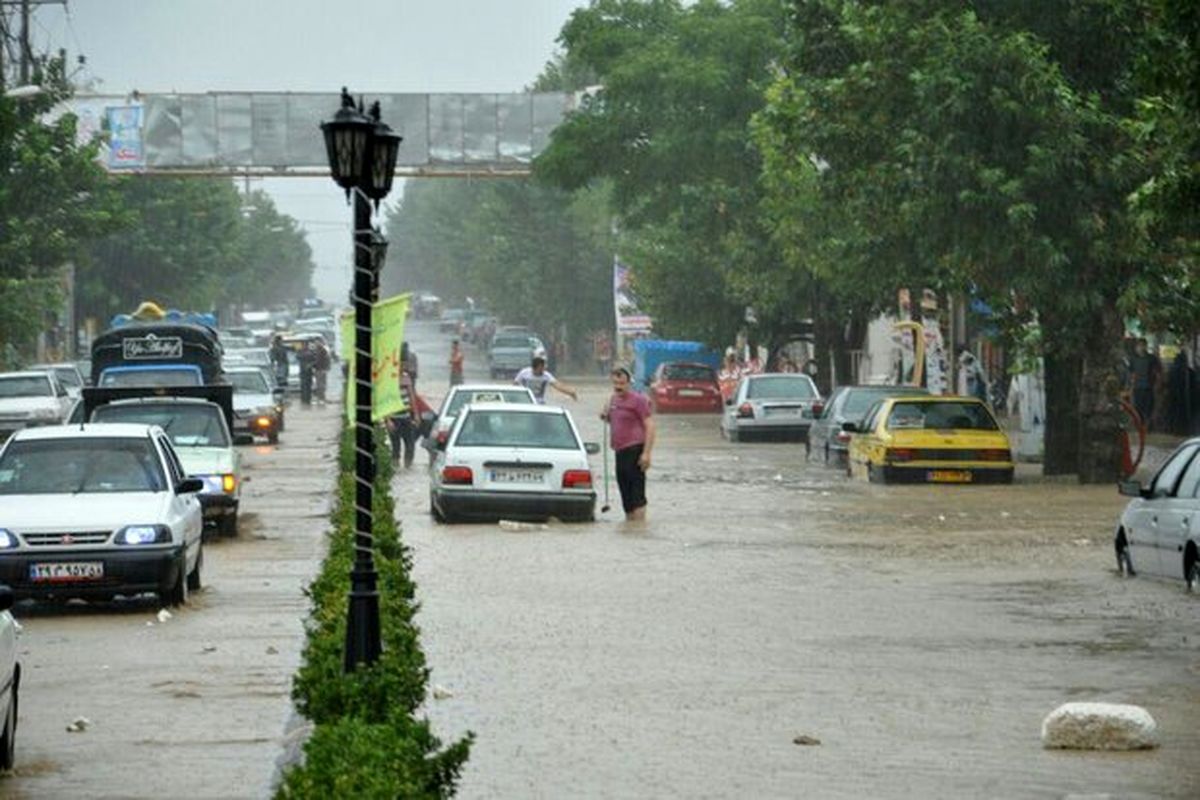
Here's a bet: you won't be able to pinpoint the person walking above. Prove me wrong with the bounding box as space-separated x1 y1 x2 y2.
400 342 419 392
1129 338 1160 428
448 339 464 387
600 365 656 521
386 368 419 468
269 335 290 390
514 356 577 404
297 341 317 407
313 338 332 404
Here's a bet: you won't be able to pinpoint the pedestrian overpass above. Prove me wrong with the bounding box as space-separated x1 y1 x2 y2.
66 91 581 178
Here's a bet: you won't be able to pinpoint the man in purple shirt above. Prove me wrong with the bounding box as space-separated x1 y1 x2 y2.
601 365 657 520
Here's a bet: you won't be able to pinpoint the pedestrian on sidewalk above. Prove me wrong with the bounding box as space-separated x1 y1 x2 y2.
600 364 656 521
313 338 332 405
1129 338 1160 429
401 342 419 392
449 339 464 387
386 368 419 468
297 341 317 407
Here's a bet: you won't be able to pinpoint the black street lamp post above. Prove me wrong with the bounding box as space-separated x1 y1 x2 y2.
321 88 402 671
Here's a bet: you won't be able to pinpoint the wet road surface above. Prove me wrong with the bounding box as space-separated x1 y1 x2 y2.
399 320 1199 799
0 394 341 799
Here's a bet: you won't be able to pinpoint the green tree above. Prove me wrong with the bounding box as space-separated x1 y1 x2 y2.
536 0 798 355
757 0 1181 481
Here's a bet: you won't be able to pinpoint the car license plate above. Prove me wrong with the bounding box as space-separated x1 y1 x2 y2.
30 562 104 582
677 389 703 397
765 407 800 416
928 470 972 483
489 469 545 485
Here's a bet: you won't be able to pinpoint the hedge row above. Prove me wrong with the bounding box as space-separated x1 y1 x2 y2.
277 428 472 799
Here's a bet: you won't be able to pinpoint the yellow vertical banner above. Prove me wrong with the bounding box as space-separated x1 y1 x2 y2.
342 293 411 423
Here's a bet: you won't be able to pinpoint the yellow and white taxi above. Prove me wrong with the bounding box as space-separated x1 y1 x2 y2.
845 396 1014 484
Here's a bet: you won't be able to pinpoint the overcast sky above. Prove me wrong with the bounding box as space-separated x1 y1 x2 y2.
34 0 588 302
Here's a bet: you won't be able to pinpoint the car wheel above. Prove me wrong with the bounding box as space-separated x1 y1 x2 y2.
430 493 446 524
1186 555 1199 593
1115 536 1136 577
267 431 279 445
0 672 17 770
186 544 203 592
166 555 189 607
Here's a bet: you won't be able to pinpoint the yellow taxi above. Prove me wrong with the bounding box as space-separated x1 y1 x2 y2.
845 395 1014 484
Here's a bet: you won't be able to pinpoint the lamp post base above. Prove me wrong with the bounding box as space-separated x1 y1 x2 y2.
344 567 382 670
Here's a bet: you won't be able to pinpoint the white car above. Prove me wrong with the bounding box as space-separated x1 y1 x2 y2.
0 424 204 605
1115 438 1200 591
430 403 598 523
720 373 822 443
0 584 19 769
0 371 73 440
27 363 85 399
225 366 284 444
422 383 537 456
89 398 244 536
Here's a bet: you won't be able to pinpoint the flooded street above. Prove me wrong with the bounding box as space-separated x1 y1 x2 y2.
398 321 1200 799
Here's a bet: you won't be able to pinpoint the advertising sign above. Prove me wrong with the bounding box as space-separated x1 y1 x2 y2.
122 335 183 360
614 257 652 335
106 105 145 169
342 293 411 422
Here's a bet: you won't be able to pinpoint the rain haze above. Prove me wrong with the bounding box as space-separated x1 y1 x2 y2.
34 0 587 302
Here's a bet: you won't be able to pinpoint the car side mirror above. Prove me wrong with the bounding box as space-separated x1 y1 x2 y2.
0 585 13 612
233 433 255 445
1118 480 1147 499
176 477 204 495
841 422 859 433
585 442 600 455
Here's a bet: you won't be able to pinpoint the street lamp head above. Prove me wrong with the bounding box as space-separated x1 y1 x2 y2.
320 88 374 196
363 101 402 207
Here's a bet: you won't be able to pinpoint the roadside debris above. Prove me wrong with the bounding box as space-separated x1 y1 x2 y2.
431 684 454 700
792 734 822 746
1041 702 1159 750
156 609 172 623
499 520 549 532
66 717 91 733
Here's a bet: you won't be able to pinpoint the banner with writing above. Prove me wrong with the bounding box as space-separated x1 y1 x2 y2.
342 292 411 422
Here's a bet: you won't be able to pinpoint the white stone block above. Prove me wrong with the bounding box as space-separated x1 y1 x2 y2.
1041 702 1159 751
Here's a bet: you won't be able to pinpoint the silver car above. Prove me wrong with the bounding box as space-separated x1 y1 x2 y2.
720 373 821 443
1115 437 1200 591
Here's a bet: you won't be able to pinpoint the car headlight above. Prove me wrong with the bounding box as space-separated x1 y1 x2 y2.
221 473 237 493
114 524 171 545
198 474 236 494
0 528 18 549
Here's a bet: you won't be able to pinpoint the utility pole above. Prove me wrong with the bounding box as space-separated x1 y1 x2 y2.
18 0 28 84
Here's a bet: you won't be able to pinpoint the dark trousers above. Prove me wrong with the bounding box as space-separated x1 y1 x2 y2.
299 367 314 406
1133 387 1154 428
387 416 417 467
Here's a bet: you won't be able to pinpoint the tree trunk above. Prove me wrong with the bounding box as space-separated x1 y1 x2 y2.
1042 347 1081 476
1076 304 1124 484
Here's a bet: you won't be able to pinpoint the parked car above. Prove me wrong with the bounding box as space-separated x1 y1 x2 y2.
422 383 537 455
807 385 930 466
225 366 284 444
1114 438 1200 591
0 424 205 605
648 362 722 413
0 371 74 441
489 331 545 379
429 403 598 523
0 583 18 769
720 373 822 442
89 396 244 535
26 362 85 399
844 395 1013 484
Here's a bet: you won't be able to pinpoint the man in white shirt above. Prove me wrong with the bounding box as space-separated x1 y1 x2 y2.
514 356 578 404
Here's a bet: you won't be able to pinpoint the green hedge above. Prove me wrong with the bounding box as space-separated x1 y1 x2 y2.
277 428 472 799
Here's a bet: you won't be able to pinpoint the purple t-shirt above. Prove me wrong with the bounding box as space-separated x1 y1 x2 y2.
608 389 651 452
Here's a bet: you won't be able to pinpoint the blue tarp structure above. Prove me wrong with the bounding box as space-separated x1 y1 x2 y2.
631 340 721 389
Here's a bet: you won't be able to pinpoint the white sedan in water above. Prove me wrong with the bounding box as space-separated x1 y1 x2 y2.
429 403 598 523
0 424 205 605
1115 437 1200 591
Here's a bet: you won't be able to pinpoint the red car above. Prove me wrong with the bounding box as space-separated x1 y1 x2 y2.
650 362 722 413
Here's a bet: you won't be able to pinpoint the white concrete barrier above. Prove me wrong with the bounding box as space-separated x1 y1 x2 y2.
1041 702 1159 750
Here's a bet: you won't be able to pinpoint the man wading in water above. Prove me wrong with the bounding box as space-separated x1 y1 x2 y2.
600 365 656 521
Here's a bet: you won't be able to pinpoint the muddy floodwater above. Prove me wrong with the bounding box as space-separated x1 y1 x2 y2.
397 321 1199 799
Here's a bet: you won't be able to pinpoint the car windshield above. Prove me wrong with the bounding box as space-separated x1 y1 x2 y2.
746 376 815 400
663 365 715 382
228 371 270 393
0 375 52 398
886 401 998 431
100 368 202 387
844 388 927 416
493 335 534 349
51 367 82 388
446 389 534 417
454 410 579 450
0 437 165 494
92 403 230 447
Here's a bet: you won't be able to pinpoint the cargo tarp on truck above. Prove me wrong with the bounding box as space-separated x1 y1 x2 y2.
631 340 722 390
